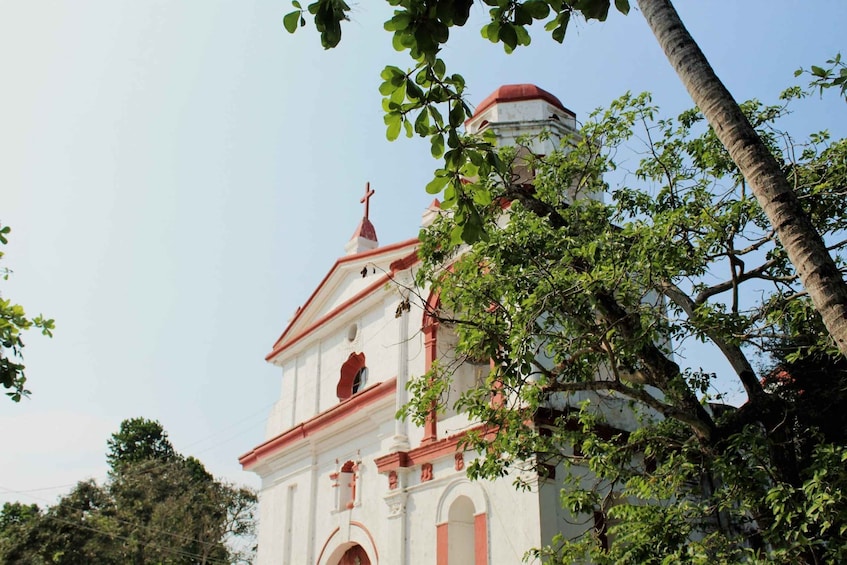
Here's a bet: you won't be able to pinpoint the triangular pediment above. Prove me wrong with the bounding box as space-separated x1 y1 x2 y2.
267 238 419 362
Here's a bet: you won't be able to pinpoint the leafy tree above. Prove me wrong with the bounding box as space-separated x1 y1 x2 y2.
285 0 847 357
106 416 178 471
0 223 54 401
0 482 118 565
0 502 42 562
0 419 257 564
402 87 847 562
105 419 257 565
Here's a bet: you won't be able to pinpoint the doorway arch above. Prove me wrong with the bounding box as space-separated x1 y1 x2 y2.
337 543 370 565
317 522 379 565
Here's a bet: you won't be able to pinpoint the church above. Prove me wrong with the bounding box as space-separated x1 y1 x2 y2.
239 85 612 564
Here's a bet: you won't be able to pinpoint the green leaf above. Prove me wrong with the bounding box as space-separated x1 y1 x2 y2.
513 5 533 26
447 129 459 149
461 208 486 243
415 67 430 86
390 79 407 104
811 65 828 78
449 101 466 128
482 22 501 43
577 0 611 21
392 32 408 52
406 80 424 101
472 185 493 206
384 12 411 31
551 13 570 43
414 108 431 135
428 105 444 128
425 173 451 194
283 10 301 34
614 0 630 15
431 133 445 158
498 23 518 52
385 113 402 141
523 0 551 19
515 25 531 47
433 58 446 79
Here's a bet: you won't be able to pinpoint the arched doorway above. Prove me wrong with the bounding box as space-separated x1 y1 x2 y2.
338 544 371 565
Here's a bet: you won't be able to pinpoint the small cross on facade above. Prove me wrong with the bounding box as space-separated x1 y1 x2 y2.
360 182 375 220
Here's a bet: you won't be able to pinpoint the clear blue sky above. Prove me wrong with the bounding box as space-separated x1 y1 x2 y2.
2 1 845 505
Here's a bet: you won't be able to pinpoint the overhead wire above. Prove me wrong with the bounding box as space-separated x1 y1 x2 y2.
0 483 244 559
23 511 233 565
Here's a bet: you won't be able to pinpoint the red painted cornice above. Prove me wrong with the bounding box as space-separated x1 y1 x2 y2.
374 424 498 473
239 378 397 470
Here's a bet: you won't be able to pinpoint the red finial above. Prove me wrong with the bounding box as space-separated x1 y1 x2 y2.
360 182 375 219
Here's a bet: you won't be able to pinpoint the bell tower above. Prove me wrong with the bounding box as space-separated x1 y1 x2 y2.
466 83 590 198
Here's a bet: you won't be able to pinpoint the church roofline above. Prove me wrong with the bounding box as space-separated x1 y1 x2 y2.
267 238 420 361
239 377 397 470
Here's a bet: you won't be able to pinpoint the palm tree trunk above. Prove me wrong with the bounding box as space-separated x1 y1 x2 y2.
637 0 847 357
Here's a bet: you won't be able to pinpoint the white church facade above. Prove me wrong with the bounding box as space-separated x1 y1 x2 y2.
240 85 611 565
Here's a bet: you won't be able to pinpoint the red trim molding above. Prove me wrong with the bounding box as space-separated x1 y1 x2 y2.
436 523 449 565
474 513 488 565
239 378 397 469
374 425 497 474
421 290 441 444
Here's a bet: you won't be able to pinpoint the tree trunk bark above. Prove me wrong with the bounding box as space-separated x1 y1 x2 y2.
637 0 847 357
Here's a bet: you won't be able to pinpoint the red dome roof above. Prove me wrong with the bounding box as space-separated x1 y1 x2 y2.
472 84 569 118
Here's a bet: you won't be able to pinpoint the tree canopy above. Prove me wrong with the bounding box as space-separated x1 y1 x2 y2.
401 85 847 562
0 418 256 564
285 0 847 356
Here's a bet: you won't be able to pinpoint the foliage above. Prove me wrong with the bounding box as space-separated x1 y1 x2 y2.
0 418 257 564
406 88 847 562
0 223 54 401
287 0 847 360
283 0 632 243
106 416 178 471
796 53 847 101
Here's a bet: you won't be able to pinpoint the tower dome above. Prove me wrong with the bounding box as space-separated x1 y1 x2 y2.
472 84 568 118
465 83 576 152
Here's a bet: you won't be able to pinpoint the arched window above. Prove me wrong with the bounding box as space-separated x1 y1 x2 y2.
337 352 367 400
447 496 476 564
